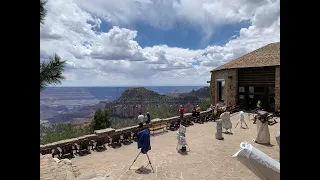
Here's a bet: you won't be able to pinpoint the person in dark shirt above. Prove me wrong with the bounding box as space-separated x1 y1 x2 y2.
145 112 151 124
192 107 197 117
196 105 201 117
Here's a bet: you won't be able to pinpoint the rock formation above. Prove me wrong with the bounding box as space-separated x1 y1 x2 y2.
40 154 81 180
105 87 206 118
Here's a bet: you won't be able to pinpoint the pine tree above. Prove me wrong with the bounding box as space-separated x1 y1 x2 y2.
40 0 47 24
40 0 66 91
40 54 66 91
91 109 111 130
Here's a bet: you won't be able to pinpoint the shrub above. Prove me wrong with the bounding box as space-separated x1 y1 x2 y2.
90 109 111 130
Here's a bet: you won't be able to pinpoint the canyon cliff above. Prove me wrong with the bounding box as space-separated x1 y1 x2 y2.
105 87 208 118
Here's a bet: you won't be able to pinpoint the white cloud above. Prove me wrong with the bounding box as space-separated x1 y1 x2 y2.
40 0 280 86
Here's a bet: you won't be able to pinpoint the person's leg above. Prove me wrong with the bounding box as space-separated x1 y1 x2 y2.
244 121 249 129
235 121 240 128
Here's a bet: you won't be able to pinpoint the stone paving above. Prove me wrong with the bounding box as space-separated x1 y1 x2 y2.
69 113 280 180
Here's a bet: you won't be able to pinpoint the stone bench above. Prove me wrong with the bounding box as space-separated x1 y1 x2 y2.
76 134 97 155
94 128 115 149
150 118 169 135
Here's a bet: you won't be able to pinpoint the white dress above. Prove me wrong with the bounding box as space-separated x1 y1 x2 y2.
220 112 232 130
177 125 187 146
255 119 270 144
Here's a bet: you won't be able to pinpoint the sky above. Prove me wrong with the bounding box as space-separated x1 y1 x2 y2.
40 0 280 86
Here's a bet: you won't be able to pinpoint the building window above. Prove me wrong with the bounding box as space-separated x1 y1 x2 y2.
238 95 245 108
239 86 245 93
249 86 254 93
217 80 225 102
249 86 264 93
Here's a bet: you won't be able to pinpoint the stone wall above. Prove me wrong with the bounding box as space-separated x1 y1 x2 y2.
275 66 280 110
40 111 211 157
210 69 238 106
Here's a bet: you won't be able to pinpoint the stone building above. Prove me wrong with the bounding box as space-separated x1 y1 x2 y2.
209 42 280 111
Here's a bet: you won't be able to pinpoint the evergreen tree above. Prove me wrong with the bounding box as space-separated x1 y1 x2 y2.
40 0 66 92
91 109 111 130
40 54 66 91
40 0 47 24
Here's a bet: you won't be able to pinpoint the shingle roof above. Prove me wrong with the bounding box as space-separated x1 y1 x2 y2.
211 42 280 72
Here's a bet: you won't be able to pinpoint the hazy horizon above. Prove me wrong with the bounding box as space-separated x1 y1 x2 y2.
49 85 209 88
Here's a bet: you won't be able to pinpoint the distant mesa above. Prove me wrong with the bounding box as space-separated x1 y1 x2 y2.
40 86 210 124
105 87 209 118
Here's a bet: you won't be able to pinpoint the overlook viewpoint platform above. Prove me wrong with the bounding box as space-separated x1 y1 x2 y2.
40 112 280 180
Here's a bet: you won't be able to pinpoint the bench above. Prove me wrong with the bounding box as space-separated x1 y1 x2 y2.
117 126 136 144
55 138 79 158
150 118 167 135
40 144 54 155
76 134 97 155
94 128 115 149
109 131 122 146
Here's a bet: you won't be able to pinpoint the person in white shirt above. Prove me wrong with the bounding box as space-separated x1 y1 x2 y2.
138 112 144 127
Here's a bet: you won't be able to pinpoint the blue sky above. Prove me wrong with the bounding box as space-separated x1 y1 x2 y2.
96 19 251 49
40 0 280 86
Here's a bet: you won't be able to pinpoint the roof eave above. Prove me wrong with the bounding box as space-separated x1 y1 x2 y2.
211 64 280 72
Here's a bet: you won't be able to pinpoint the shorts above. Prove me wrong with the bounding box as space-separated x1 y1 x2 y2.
180 114 184 119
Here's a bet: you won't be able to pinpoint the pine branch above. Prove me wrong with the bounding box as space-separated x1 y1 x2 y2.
40 0 47 24
40 54 66 91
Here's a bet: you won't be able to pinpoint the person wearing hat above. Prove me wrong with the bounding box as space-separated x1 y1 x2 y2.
145 112 151 124
235 111 249 129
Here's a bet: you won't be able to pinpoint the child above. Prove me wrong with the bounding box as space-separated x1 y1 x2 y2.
176 121 187 151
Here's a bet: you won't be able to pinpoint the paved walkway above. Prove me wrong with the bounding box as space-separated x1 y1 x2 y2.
70 113 280 180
